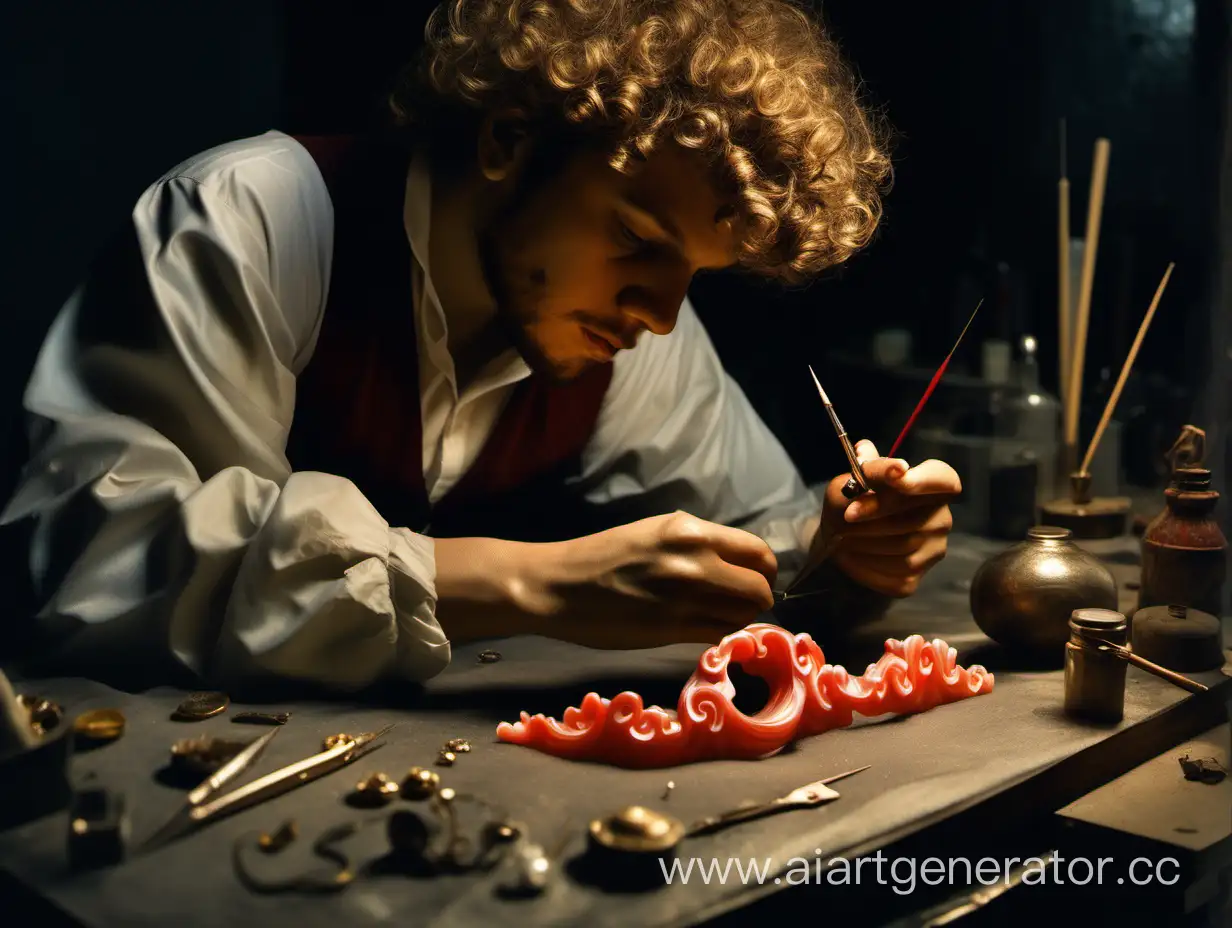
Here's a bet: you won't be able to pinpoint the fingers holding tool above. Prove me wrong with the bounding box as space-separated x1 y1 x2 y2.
832 448 961 597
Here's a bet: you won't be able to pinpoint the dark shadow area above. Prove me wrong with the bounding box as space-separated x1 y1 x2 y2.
962 642 1067 674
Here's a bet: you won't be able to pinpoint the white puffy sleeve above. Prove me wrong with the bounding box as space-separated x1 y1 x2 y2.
1 135 449 693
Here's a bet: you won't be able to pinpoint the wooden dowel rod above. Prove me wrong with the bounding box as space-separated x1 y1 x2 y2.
1064 138 1111 449
1058 176 1071 408
1058 119 1071 409
1079 262 1174 476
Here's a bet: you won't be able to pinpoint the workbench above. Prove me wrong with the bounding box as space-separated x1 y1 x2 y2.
1 532 1229 927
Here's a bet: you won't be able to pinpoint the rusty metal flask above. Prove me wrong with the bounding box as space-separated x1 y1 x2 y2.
1139 467 1227 618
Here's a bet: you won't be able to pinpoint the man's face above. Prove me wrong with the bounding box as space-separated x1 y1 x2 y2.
475 138 741 380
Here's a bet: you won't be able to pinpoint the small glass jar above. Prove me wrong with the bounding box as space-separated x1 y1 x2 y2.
1064 608 1129 723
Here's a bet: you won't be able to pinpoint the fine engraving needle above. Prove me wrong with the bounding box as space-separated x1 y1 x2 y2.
809 365 868 496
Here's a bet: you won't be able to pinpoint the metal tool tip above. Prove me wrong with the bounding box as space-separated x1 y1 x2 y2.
821 764 872 785
807 365 831 405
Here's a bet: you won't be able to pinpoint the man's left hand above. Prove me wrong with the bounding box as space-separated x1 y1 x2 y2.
820 439 961 597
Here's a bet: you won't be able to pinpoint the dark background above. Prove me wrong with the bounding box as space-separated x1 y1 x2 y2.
2 0 1229 554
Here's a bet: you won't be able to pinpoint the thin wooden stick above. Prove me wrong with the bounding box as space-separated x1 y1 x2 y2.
1079 262 1174 476
1057 119 1071 410
1064 137 1111 451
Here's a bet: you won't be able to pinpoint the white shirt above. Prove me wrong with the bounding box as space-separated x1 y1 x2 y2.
3 131 819 692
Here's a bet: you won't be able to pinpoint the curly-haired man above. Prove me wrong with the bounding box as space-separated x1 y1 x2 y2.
4 0 961 691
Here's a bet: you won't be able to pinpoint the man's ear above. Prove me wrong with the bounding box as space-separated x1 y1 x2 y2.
477 110 532 182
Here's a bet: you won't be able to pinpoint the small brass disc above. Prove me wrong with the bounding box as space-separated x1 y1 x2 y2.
172 691 230 721
589 805 685 854
437 750 456 766
444 738 471 753
73 709 126 743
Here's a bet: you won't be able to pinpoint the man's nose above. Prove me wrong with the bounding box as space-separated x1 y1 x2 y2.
618 284 686 336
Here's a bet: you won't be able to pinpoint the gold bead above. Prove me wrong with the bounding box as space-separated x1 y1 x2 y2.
350 773 400 807
322 733 353 751
257 820 298 853
401 766 440 799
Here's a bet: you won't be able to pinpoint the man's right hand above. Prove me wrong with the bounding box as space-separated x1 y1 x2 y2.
433 511 776 650
533 510 777 648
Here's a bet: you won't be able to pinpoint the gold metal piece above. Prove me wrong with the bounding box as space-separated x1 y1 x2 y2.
350 772 400 807
257 820 298 853
18 695 63 736
484 821 522 844
321 733 352 751
172 691 230 721
662 780 675 800
402 767 440 799
438 787 456 803
437 750 456 766
444 738 471 753
72 709 126 743
170 736 254 776
589 805 686 854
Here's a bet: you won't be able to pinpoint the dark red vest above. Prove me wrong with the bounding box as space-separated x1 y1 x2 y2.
285 133 613 540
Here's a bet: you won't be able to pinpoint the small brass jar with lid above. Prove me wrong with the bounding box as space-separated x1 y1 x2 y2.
1064 608 1129 723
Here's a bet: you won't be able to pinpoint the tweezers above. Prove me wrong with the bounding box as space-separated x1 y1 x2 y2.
139 724 395 853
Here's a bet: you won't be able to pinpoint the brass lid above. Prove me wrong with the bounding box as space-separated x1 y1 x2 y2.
589 805 685 854
1027 525 1072 542
1069 608 1128 644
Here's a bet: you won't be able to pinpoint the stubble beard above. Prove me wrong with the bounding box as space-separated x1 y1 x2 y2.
476 219 591 384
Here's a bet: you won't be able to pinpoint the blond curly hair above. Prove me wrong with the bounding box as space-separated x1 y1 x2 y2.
390 0 893 283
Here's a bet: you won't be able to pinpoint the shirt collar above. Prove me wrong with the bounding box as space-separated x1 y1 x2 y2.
402 150 531 389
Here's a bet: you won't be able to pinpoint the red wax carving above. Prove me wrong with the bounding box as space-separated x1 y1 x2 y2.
496 623 994 768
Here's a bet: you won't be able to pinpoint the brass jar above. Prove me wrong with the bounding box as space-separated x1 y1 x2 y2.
970 526 1118 657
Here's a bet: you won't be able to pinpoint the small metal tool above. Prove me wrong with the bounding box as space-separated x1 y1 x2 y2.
772 588 833 605
686 764 870 836
139 725 394 853
809 366 869 499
